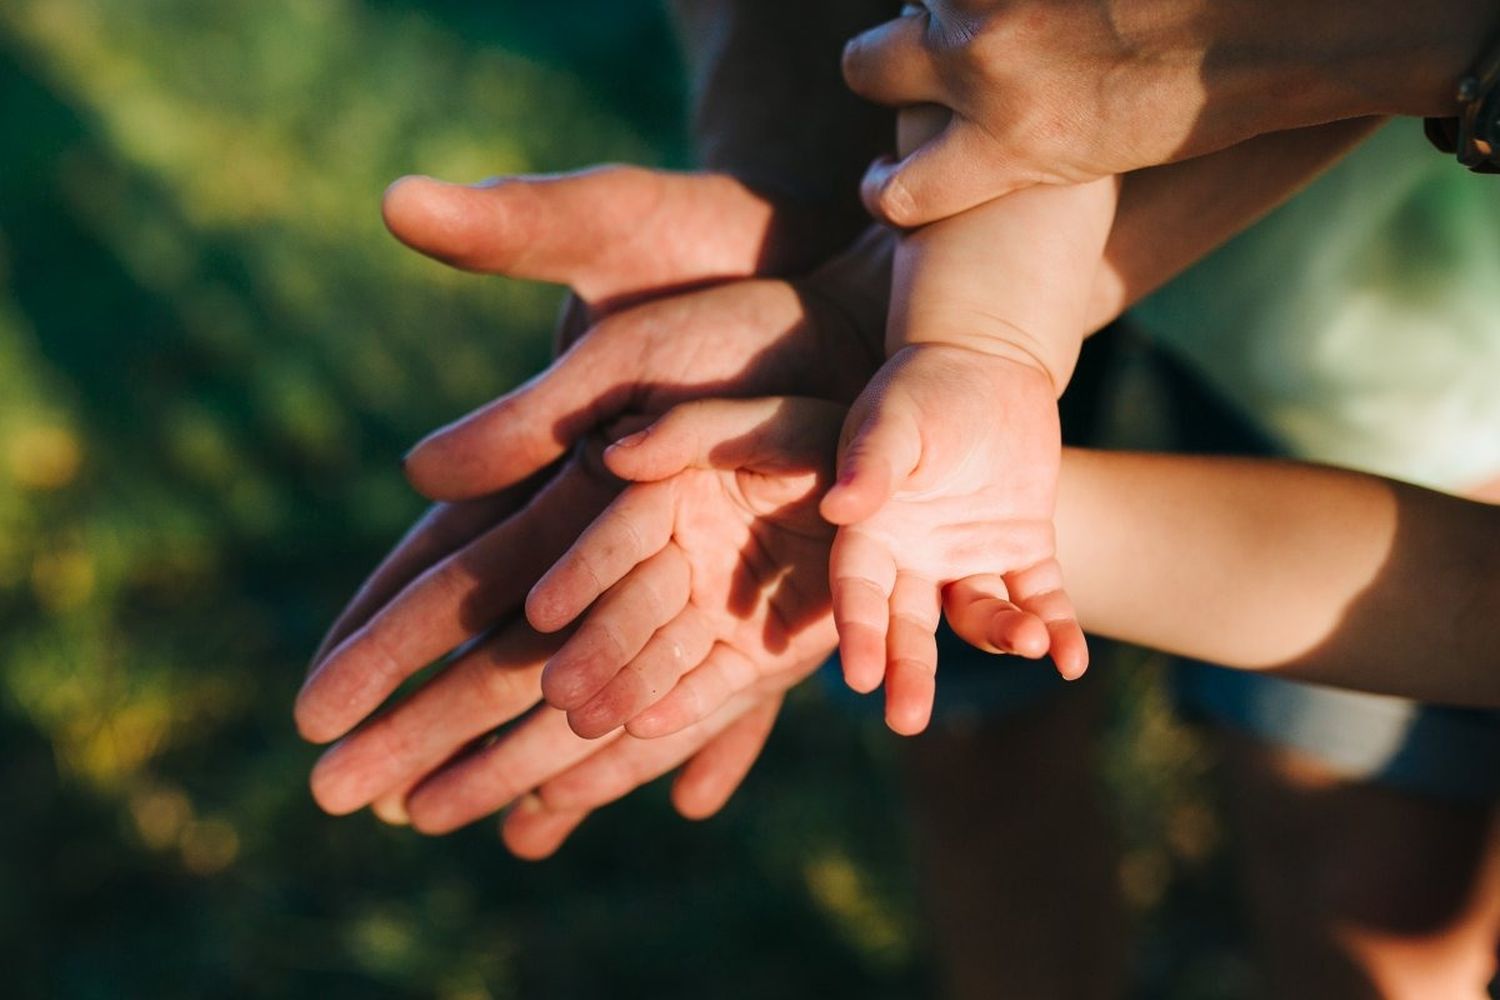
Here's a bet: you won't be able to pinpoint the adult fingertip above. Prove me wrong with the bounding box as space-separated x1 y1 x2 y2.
293 695 345 746
307 749 360 816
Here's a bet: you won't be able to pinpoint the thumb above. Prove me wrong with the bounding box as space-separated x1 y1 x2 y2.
382 167 781 308
861 120 1026 228
819 393 922 525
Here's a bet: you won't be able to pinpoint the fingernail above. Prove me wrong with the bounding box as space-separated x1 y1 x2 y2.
609 429 649 451
512 793 544 817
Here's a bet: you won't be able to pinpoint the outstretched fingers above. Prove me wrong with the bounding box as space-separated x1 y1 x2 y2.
307 619 556 816
308 489 532 668
294 459 610 744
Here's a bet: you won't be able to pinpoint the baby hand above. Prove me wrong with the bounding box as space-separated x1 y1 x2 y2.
524 398 845 740
820 343 1088 735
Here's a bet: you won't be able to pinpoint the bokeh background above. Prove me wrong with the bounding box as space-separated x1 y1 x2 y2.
0 2 1239 996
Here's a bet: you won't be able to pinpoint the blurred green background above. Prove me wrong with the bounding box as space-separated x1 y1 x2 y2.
0 2 1241 997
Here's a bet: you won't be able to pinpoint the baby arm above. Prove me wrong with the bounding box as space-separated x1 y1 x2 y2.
819 106 1117 733
948 450 1500 707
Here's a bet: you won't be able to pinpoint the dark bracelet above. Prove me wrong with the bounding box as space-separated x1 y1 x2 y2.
1425 29 1500 174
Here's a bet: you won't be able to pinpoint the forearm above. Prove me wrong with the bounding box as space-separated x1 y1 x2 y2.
669 0 889 232
1197 0 1500 129
896 178 1118 390
1087 117 1383 328
1056 449 1500 707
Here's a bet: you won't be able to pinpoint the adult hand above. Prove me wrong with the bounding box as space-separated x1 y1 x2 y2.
310 165 881 670
300 172 891 845
842 0 1497 225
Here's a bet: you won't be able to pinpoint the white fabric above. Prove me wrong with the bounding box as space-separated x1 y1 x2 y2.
1132 122 1500 491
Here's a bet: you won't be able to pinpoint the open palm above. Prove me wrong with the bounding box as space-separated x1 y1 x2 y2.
526 398 847 741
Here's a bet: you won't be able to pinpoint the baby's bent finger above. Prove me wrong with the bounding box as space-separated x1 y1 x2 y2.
541 545 692 714
1004 561 1089 680
943 574 1050 658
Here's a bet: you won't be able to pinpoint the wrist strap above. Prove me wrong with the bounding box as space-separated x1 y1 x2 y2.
1426 28 1500 174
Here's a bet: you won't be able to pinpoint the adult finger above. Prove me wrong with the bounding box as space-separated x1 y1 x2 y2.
405 281 817 501
401 325 639 501
500 692 785 857
500 795 590 861
295 458 613 744
381 167 780 307
406 706 621 835
307 620 556 816
671 694 781 819
309 487 537 670
539 691 763 812
861 121 1028 227
842 15 944 109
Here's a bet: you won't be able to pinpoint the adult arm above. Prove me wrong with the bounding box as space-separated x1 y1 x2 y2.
842 0 1500 224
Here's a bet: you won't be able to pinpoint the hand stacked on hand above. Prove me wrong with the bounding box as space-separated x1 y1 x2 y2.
297 166 891 857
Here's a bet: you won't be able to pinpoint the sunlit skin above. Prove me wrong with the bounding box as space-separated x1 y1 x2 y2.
526 398 841 741
530 395 1500 718
297 166 889 847
842 0 1496 226
818 103 1115 732
302 111 1395 850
